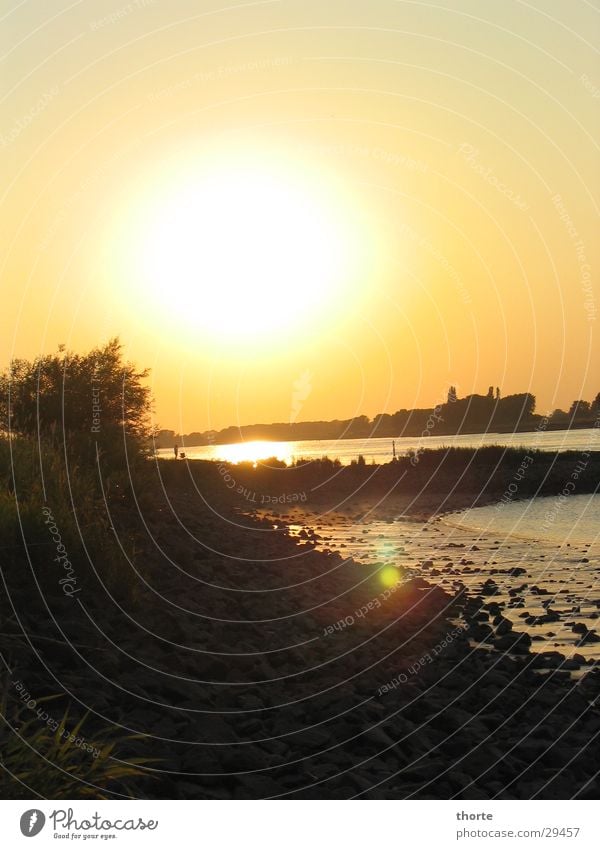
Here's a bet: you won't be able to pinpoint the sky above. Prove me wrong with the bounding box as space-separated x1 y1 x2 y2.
1 0 599 433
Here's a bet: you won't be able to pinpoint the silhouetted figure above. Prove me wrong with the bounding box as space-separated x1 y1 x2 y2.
392 440 396 460
174 444 179 459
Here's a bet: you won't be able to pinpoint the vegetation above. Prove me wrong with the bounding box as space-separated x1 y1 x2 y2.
0 436 131 605
0 340 157 797
211 444 600 511
0 339 155 603
0 338 154 467
0 675 150 799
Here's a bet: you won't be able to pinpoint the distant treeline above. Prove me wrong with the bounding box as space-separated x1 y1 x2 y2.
156 386 600 448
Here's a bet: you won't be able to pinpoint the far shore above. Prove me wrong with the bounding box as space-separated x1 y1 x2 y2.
155 413 600 450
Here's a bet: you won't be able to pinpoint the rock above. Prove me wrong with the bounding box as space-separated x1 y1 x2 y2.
496 617 513 637
468 622 493 641
467 609 490 623
481 580 499 596
578 630 600 645
494 631 531 653
531 651 565 669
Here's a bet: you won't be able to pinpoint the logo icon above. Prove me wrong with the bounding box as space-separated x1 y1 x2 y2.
20 810 45 837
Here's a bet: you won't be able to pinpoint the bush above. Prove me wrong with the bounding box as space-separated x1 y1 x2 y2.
0 338 154 471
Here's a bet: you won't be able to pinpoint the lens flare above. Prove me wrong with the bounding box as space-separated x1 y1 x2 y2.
379 565 403 588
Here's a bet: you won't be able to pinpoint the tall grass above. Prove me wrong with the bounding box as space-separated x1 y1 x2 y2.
0 434 145 615
1 438 157 798
0 674 152 799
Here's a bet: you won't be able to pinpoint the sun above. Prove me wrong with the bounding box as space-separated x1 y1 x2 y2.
123 155 368 344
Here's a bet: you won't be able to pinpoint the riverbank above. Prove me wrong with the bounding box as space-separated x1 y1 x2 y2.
3 452 599 799
265 505 600 661
209 445 600 520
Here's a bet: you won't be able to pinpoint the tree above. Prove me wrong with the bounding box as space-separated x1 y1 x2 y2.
569 400 590 420
494 393 536 426
0 338 154 464
447 385 457 404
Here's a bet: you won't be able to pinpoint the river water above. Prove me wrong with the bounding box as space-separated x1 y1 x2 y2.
158 426 600 466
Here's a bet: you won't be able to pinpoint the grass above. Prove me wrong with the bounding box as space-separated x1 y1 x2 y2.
0 674 153 799
0 435 148 607
0 437 158 797
180 444 600 514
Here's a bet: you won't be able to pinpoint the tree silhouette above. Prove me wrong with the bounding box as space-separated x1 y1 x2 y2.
0 338 154 465
569 400 590 421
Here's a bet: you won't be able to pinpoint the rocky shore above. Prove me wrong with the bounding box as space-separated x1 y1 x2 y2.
4 460 599 799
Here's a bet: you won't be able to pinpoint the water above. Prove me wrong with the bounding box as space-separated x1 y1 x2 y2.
283 495 600 660
446 494 600 545
158 426 600 466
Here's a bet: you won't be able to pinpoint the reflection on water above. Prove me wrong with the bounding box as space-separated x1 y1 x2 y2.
206 440 294 465
157 427 600 467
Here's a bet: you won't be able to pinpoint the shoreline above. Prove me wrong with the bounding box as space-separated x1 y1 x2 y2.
257 500 600 661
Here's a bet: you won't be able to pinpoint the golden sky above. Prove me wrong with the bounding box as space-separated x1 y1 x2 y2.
1 0 598 432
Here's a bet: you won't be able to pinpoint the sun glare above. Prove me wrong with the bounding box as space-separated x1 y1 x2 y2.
123 155 369 344
213 440 293 465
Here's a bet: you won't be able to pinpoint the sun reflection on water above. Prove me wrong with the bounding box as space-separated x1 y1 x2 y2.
211 440 294 466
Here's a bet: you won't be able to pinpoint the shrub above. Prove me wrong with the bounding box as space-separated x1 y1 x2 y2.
0 338 154 471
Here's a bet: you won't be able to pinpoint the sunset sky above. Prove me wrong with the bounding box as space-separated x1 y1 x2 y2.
1 0 598 433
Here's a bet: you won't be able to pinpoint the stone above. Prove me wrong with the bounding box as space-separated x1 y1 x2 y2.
496 617 513 636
